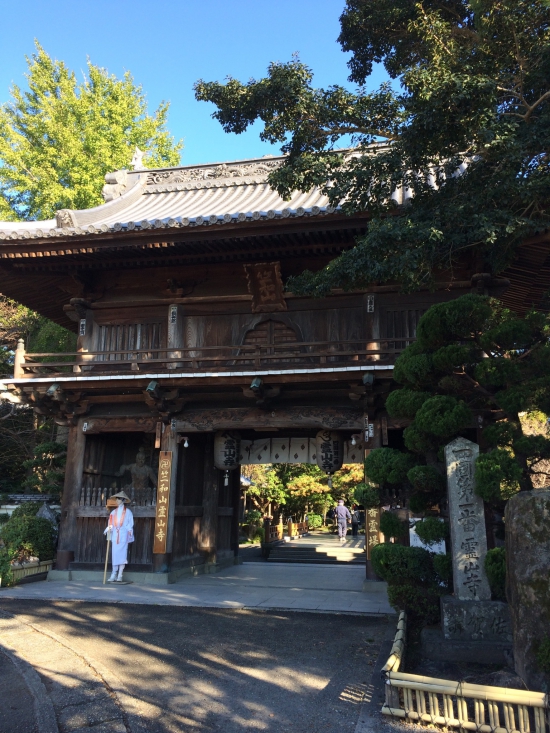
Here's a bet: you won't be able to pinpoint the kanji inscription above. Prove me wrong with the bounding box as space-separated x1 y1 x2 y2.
365 507 381 560
445 437 491 600
153 451 172 554
244 261 287 312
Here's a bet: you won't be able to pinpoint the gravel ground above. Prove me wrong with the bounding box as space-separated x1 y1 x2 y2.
0 599 391 733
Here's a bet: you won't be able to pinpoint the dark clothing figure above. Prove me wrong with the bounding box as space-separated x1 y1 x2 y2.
334 504 352 540
351 509 360 537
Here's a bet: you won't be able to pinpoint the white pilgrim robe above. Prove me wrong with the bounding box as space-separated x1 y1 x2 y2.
105 504 134 566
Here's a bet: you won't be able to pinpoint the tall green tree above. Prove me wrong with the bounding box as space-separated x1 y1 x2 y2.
364 294 550 515
195 1 550 293
0 42 182 221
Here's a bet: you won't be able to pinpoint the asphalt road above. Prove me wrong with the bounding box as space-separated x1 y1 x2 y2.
0 600 391 733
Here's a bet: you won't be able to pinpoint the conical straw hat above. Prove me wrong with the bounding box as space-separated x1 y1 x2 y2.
111 491 131 503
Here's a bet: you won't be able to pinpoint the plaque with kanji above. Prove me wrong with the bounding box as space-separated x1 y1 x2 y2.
244 261 287 313
365 507 381 559
153 451 172 554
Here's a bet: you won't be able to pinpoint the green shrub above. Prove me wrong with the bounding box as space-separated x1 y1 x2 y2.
371 543 436 585
414 517 449 546
485 547 506 601
1 515 56 561
10 502 42 519
371 543 444 622
354 483 379 508
0 547 15 587
433 553 452 589
253 527 265 543
244 510 262 524
407 465 444 494
387 584 441 625
409 493 431 514
365 448 416 485
307 513 323 529
380 511 405 540
0 513 9 525
536 636 550 674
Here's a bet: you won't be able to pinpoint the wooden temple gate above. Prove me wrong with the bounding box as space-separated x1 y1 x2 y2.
0 153 516 582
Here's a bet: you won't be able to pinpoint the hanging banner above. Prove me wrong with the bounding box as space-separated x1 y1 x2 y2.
153 451 172 554
315 430 344 474
365 507 381 559
214 431 241 471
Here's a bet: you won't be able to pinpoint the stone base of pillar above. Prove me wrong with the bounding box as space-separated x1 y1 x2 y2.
421 626 512 665
153 553 172 573
55 550 74 571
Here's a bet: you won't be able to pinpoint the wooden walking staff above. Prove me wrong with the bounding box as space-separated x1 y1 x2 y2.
103 528 112 585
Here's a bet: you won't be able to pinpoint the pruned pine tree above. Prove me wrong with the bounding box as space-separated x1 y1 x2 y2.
364 295 550 515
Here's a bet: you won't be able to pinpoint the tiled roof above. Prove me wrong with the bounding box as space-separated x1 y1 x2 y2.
0 155 340 242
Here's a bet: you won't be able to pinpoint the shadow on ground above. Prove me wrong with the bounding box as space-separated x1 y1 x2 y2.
1 599 390 733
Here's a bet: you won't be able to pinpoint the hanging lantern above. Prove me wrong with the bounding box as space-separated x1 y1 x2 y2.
214 432 241 484
316 430 344 487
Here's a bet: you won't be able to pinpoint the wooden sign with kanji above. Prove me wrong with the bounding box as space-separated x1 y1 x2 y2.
153 451 172 554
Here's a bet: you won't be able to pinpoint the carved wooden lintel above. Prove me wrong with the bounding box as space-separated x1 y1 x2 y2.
83 417 158 434
174 406 364 432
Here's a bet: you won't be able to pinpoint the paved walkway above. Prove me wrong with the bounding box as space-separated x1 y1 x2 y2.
0 563 393 615
0 601 397 733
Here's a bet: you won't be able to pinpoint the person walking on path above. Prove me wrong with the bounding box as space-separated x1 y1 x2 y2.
351 504 360 537
334 499 351 543
104 491 134 582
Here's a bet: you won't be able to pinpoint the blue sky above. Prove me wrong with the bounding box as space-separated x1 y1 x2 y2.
0 0 388 166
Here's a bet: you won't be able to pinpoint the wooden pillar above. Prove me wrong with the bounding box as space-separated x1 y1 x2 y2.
366 416 382 580
153 423 178 573
199 433 219 564
56 418 87 567
230 470 241 557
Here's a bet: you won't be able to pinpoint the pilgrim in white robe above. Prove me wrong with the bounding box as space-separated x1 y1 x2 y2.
104 503 134 566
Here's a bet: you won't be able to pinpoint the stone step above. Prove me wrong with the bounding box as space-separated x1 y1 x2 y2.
267 556 364 564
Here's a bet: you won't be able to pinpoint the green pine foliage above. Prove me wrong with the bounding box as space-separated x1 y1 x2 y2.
195 1 550 293
414 517 449 546
22 442 67 495
10 502 42 519
485 547 506 601
371 295 550 509
353 482 380 508
371 543 446 623
0 42 182 221
379 511 405 540
364 448 416 486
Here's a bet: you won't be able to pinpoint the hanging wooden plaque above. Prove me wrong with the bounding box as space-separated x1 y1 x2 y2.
153 451 172 554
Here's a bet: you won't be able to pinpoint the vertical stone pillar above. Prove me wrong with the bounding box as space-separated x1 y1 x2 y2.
199 433 219 565
445 437 491 600
57 419 87 567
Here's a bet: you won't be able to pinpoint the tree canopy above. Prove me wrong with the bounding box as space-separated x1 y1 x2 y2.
0 42 182 221
195 0 550 293
365 294 550 513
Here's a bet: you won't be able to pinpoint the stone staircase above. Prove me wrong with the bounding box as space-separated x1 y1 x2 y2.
267 539 365 565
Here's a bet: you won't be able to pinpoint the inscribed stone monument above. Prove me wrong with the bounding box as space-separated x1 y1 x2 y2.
445 437 491 601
